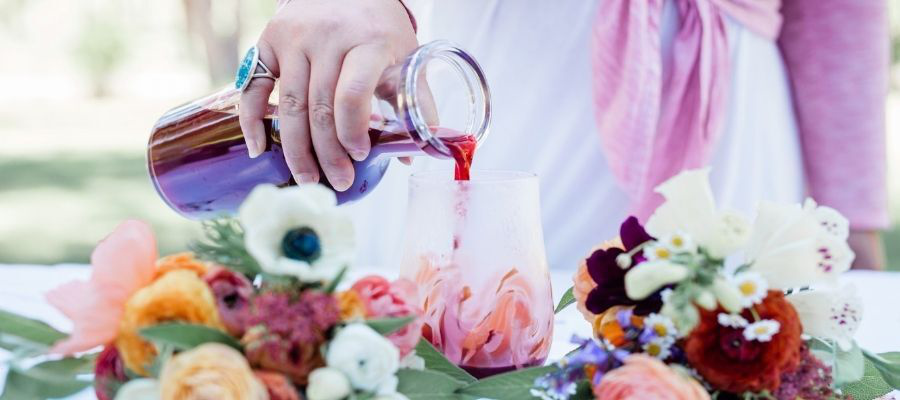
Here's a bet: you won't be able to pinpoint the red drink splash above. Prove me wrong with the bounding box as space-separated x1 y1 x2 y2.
438 133 477 181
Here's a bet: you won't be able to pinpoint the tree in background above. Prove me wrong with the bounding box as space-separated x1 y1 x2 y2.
73 14 127 98
182 0 242 86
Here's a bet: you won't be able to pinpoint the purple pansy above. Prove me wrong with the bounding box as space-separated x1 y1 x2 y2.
584 217 662 316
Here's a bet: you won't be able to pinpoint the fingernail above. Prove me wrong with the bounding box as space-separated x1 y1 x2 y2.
293 173 318 184
247 138 264 158
333 176 353 191
349 149 369 162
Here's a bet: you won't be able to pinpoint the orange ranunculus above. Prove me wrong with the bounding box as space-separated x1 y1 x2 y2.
336 290 367 321
592 305 644 347
593 354 710 400
684 290 803 393
574 238 624 322
160 343 267 400
116 270 224 375
155 252 212 279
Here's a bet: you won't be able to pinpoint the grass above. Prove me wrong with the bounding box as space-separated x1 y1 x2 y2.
0 153 198 264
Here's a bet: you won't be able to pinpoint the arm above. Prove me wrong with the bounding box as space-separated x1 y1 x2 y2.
778 0 890 269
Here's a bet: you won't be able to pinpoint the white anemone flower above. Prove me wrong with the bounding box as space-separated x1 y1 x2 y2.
743 320 781 342
645 169 750 259
787 284 863 351
745 200 853 289
239 184 354 283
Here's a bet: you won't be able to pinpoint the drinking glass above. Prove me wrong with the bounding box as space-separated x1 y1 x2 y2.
399 170 553 378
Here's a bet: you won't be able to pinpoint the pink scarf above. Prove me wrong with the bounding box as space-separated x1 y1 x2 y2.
592 0 781 221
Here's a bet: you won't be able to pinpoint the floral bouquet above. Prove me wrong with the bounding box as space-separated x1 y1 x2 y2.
0 184 552 400
537 169 900 400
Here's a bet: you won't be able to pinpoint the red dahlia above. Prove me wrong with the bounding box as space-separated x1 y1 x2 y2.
684 290 803 393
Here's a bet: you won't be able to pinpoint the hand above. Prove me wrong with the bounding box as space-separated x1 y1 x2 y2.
847 230 887 270
239 0 417 191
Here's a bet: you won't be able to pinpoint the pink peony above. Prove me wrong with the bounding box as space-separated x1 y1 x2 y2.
351 275 423 356
93 346 128 400
204 266 255 336
593 355 710 400
45 220 158 354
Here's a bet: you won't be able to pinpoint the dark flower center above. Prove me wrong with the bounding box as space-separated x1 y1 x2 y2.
719 328 762 362
281 227 322 262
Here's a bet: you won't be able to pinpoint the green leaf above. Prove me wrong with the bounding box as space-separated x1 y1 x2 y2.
365 316 415 336
809 339 864 385
555 287 575 314
457 365 555 400
413 339 476 384
190 219 262 278
140 323 242 352
842 355 894 400
1 365 91 399
324 266 348 294
0 309 67 347
863 350 900 389
31 356 97 376
396 368 465 400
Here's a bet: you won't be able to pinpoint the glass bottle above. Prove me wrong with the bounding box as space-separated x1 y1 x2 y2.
399 171 554 378
148 40 490 219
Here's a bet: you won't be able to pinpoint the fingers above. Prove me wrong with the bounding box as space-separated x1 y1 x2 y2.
335 45 391 162
239 42 279 158
277 53 320 184
308 53 355 191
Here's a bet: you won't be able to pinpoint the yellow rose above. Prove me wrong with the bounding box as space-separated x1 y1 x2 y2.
160 343 268 400
116 270 224 375
155 252 212 279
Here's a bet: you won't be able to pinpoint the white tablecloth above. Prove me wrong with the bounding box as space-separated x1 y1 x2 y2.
2 265 899 399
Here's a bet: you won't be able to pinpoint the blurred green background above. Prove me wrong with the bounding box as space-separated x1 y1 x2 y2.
0 1 899 268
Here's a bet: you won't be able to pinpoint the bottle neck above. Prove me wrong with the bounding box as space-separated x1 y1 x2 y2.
395 41 491 159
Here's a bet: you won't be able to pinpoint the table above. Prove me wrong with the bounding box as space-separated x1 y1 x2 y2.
2 264 899 399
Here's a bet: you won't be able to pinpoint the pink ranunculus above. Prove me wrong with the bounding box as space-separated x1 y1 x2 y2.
204 265 255 337
45 220 158 354
593 355 710 400
93 346 128 400
351 275 423 356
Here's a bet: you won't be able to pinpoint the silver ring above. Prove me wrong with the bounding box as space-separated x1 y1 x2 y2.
235 46 277 91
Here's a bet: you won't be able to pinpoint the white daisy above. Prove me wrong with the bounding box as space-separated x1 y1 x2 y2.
743 320 781 342
239 184 354 284
642 337 673 360
717 313 749 329
644 241 673 261
660 231 697 254
730 272 768 307
643 313 678 340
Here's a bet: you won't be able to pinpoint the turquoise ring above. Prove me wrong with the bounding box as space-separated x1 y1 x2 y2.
235 46 277 91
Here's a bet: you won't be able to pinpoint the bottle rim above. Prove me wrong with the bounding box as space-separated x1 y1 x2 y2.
399 40 491 158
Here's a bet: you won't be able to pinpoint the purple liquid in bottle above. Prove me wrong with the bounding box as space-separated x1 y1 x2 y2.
148 100 423 219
